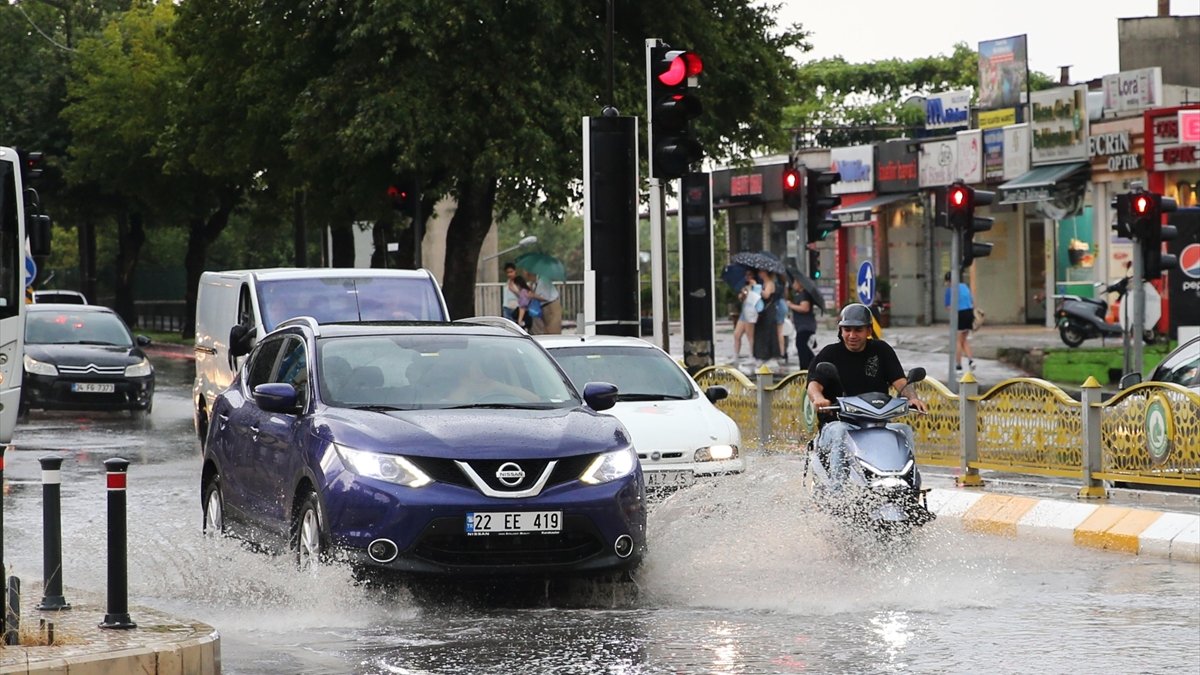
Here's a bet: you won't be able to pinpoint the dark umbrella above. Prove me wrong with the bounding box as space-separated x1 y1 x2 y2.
786 265 825 314
721 263 753 292
729 251 786 275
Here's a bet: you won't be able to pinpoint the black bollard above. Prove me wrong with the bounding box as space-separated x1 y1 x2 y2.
98 458 136 629
37 455 70 611
4 575 18 645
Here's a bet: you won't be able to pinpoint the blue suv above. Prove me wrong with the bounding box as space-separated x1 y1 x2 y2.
200 318 646 578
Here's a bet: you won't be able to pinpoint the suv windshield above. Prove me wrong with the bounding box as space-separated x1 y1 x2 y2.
257 276 443 330
318 333 577 410
549 345 696 401
26 311 133 347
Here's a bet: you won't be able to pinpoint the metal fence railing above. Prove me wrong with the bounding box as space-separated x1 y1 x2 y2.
474 281 585 324
693 366 1200 496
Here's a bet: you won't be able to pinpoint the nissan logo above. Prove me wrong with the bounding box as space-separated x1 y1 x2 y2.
495 462 525 487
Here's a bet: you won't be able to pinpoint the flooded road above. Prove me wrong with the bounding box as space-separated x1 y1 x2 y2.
2 353 1197 674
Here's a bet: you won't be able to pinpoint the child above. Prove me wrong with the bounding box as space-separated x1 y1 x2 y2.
513 275 534 330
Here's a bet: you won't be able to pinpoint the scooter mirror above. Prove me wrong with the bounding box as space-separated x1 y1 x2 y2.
906 367 926 384
814 362 840 387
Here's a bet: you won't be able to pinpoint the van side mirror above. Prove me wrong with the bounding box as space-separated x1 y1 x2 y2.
229 324 254 359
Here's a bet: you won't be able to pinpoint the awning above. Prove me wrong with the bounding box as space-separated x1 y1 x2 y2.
998 162 1090 204
830 192 918 224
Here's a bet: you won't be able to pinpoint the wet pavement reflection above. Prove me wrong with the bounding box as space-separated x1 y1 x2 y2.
2 352 1197 674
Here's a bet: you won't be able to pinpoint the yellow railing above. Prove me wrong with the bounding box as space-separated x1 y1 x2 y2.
699 366 1200 492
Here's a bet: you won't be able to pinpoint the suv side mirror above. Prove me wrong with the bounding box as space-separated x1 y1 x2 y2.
1119 372 1142 389
582 381 618 412
254 383 300 414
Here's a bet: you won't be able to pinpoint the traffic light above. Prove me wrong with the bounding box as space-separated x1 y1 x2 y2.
1133 191 1179 280
808 249 822 279
387 183 416 217
805 168 841 243
1111 193 1132 239
782 163 802 209
17 149 43 182
648 46 703 179
945 181 995 270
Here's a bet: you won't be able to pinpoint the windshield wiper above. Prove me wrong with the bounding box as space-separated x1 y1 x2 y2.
616 393 690 401
442 403 556 410
75 340 122 346
349 404 410 412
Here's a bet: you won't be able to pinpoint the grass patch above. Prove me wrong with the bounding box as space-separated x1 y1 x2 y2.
140 329 191 347
1043 343 1173 385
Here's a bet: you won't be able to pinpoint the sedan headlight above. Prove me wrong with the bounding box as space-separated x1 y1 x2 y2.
580 447 638 485
335 444 432 488
695 444 738 462
23 354 57 377
124 357 153 377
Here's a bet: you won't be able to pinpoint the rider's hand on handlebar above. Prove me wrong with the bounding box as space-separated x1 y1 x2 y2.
811 394 832 411
908 396 929 414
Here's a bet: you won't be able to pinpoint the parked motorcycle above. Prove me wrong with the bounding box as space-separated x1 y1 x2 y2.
1053 277 1160 348
805 363 934 536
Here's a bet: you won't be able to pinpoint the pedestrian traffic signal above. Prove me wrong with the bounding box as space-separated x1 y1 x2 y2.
1133 191 1178 280
805 168 841 243
808 249 822 279
782 164 802 209
648 46 703 179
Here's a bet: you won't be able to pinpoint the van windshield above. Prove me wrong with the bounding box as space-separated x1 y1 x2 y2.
257 276 444 330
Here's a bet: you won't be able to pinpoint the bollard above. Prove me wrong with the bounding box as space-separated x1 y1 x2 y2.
98 458 136 629
956 371 984 487
37 455 71 611
1077 377 1108 499
755 365 774 451
4 575 18 645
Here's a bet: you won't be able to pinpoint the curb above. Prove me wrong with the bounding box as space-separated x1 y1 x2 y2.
928 488 1200 561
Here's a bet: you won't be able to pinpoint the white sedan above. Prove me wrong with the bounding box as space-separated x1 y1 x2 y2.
536 334 743 490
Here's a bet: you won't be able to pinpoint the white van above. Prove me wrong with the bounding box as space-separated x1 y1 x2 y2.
192 267 449 442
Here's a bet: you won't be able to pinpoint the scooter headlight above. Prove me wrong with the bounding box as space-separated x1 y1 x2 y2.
870 477 908 489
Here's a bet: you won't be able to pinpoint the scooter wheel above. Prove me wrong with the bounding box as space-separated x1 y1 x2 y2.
1059 325 1085 348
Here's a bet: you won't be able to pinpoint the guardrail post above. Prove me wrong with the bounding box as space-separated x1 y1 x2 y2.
1 444 7 641
4 577 18 645
99 458 136 630
956 371 984 487
1077 377 1107 499
756 365 774 450
37 455 70 611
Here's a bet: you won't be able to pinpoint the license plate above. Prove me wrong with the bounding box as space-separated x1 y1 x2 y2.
465 511 561 535
72 382 115 393
645 469 694 488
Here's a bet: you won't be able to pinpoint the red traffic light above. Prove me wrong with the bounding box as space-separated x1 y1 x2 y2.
949 186 968 208
387 185 409 201
1133 194 1150 216
657 51 703 87
782 168 800 192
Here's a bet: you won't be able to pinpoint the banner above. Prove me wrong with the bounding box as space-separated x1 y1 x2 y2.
918 139 958 188
925 89 972 130
979 108 1017 129
957 130 983 184
1031 85 1089 165
984 129 1005 181
1003 124 1031 179
978 35 1028 110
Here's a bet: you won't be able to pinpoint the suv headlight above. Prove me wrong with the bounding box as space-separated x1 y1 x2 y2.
581 447 638 485
695 444 738 462
335 444 432 488
125 357 153 377
23 354 58 377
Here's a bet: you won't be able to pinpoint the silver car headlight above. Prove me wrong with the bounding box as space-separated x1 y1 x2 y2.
335 444 432 488
124 357 153 377
581 447 638 485
23 354 58 377
695 444 738 462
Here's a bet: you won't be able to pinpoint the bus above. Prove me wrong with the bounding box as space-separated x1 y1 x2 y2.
0 146 51 443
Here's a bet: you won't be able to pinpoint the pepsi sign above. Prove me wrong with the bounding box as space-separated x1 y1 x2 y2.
1167 210 1200 338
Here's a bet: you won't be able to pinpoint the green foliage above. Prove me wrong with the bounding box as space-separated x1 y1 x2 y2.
1043 345 1171 385
495 211 584 281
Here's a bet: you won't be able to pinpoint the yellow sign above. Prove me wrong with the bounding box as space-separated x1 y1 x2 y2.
979 108 1017 129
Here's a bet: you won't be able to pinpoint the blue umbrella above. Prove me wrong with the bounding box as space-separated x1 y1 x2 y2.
722 263 753 292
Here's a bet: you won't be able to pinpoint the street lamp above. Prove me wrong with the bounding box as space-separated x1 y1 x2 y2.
480 235 538 262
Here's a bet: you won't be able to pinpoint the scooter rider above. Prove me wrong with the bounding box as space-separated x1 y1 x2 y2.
806 303 928 480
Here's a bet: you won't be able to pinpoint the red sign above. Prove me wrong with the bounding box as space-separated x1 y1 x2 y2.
729 174 763 197
1181 110 1200 143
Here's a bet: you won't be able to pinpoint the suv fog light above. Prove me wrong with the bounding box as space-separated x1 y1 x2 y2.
614 534 634 558
368 538 399 563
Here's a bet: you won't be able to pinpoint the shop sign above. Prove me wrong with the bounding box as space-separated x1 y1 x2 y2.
1102 67 1162 113
1003 124 1030 179
925 89 972 130
729 174 763 197
1005 185 1052 204
918 139 958 188
1088 130 1141 172
829 145 874 195
983 129 1004 181
957 130 982 184
979 108 1017 129
1181 109 1200 143
1031 85 1089 165
876 142 918 192
1150 109 1200 171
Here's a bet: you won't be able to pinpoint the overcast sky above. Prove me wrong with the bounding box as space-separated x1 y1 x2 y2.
774 0 1200 84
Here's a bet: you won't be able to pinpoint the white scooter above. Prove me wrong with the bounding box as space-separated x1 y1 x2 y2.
805 363 934 536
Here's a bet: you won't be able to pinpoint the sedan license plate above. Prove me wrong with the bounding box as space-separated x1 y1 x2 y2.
465 511 561 535
645 469 694 488
72 382 115 393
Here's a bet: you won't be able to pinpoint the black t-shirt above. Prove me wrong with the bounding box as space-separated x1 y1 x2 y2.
809 339 905 399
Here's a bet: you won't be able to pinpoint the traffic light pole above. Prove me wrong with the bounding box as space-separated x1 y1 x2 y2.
649 177 670 350
1131 235 1145 378
948 233 961 394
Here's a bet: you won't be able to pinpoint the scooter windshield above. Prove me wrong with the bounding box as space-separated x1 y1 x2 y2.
849 426 913 473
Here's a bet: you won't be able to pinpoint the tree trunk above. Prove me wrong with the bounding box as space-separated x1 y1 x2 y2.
441 178 496 319
181 194 237 340
113 210 145 327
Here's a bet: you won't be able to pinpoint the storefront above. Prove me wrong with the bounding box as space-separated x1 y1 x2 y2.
1144 104 1200 338
1087 119 1147 287
827 145 875 312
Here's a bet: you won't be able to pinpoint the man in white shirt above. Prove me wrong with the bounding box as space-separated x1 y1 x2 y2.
529 272 562 334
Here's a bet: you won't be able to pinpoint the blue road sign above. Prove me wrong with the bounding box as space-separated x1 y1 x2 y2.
25 255 36 288
857 261 875 305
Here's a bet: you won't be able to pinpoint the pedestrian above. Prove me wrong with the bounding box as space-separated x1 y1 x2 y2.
786 276 819 369
944 271 976 371
752 269 781 365
513 275 534 330
733 269 761 363
501 262 520 322
528 271 562 334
